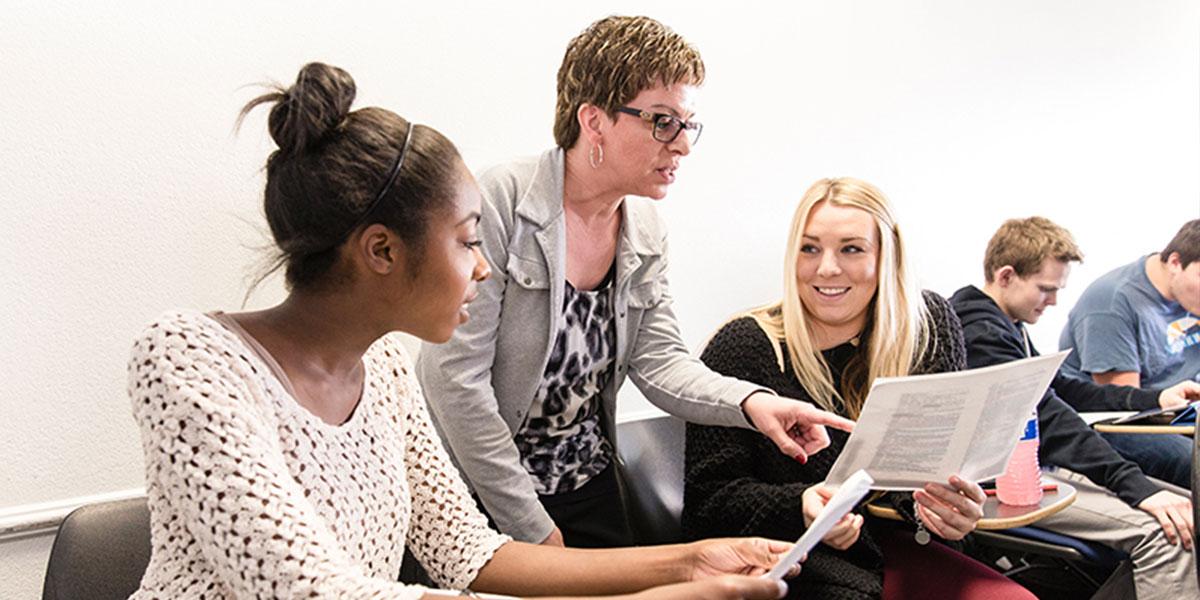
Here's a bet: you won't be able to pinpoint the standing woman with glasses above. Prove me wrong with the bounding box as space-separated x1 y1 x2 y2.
417 15 854 549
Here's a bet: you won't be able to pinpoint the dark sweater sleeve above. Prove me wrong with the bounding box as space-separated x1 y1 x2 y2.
1037 395 1160 506
683 318 814 540
956 299 1160 506
1050 373 1160 412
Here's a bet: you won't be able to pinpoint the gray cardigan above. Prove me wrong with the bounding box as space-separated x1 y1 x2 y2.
416 148 762 543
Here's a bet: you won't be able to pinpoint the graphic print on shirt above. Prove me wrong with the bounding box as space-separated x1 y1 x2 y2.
1166 315 1200 354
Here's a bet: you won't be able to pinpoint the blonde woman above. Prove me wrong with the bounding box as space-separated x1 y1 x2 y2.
682 178 1035 599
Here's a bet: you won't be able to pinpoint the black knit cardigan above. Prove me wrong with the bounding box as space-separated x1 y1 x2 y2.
682 291 967 599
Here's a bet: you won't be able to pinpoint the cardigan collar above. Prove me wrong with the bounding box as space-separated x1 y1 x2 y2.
514 147 664 258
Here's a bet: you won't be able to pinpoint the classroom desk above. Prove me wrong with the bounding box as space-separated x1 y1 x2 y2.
865 482 1076 530
1079 411 1195 435
1092 423 1195 435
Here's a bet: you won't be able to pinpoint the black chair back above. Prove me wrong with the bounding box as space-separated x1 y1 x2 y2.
616 414 686 545
42 497 151 600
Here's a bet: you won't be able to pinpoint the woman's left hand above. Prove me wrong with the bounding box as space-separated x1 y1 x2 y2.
742 392 856 463
687 537 801 581
913 475 985 541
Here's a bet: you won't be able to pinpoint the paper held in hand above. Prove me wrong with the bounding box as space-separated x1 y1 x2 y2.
765 469 874 581
824 351 1069 490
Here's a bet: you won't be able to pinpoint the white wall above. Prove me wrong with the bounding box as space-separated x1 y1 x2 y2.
1 1 1196 597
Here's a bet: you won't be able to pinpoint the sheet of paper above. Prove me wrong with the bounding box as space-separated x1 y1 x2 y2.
825 351 1069 490
764 469 874 581
423 591 516 599
1077 411 1137 426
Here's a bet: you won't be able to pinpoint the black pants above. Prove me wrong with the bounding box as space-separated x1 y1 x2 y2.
538 463 634 548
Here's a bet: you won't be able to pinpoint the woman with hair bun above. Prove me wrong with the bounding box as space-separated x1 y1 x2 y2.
417 15 855 550
128 62 798 599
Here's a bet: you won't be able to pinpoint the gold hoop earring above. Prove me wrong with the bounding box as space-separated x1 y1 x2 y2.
588 143 604 168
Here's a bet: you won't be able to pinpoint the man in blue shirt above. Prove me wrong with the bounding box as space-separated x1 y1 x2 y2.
1060 220 1200 389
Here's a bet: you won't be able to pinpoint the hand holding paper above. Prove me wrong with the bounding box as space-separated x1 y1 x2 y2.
802 485 864 550
912 475 986 541
765 470 875 581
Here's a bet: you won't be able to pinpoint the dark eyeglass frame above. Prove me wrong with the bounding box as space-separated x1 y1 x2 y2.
614 106 703 145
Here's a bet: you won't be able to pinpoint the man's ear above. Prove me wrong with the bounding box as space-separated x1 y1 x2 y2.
576 102 609 147
357 224 405 276
994 265 1018 287
1165 251 1184 274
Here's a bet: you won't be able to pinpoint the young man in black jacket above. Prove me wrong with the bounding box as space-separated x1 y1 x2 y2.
950 217 1198 599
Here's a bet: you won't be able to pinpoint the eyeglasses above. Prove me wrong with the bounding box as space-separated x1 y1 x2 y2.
614 107 703 146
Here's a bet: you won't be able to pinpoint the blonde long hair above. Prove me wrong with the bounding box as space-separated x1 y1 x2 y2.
748 178 931 419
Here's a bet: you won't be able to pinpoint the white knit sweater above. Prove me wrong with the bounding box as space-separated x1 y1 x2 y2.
128 310 510 598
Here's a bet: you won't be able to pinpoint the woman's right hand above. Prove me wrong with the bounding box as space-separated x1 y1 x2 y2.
801 484 864 550
742 392 856 463
627 576 787 600
913 475 985 541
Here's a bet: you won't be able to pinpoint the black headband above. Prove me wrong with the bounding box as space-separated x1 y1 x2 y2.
346 123 415 236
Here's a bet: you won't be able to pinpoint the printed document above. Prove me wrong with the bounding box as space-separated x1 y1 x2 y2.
824 351 1069 490
765 469 874 581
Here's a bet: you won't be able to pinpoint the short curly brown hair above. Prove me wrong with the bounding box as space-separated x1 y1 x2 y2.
983 216 1084 282
553 15 705 149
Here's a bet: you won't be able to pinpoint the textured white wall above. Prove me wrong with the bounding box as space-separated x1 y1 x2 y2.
1 1 1196 597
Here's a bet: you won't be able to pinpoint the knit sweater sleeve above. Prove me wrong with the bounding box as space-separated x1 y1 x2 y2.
683 317 815 541
396 340 511 589
129 312 432 598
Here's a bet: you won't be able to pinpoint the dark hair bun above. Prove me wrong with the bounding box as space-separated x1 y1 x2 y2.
241 62 465 294
267 62 356 155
